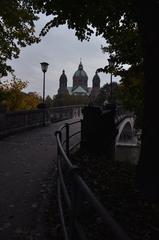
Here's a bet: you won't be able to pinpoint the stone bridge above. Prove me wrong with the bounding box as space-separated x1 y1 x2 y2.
115 115 137 146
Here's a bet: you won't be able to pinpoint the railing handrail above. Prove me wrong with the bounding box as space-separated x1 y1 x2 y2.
49 104 85 110
56 130 74 170
55 118 132 240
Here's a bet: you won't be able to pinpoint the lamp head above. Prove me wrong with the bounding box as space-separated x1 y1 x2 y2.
40 62 49 73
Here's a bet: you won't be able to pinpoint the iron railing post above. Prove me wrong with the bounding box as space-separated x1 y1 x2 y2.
70 167 80 240
65 123 70 157
80 119 84 149
59 131 62 151
55 130 62 166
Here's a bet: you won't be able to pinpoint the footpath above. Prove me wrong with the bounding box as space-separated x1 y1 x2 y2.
0 118 80 240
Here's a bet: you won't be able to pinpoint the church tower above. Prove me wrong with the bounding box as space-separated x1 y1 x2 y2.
58 70 69 95
90 71 100 99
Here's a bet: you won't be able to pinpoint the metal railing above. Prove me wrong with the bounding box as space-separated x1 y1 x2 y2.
55 118 132 240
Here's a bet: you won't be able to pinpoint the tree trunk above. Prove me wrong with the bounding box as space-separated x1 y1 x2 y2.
136 1 159 200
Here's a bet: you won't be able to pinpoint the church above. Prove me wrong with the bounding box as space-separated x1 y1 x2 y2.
57 61 100 99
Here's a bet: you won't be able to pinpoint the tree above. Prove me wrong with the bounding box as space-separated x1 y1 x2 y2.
0 78 40 111
118 66 144 130
52 94 89 107
19 92 41 110
45 95 53 107
0 77 28 111
0 0 40 75
94 82 121 106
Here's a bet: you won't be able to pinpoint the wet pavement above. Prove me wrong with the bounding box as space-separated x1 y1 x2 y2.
0 118 81 240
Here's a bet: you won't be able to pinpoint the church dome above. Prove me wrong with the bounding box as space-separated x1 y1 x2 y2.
73 61 88 88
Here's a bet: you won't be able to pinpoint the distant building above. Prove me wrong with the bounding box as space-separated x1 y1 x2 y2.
58 61 100 99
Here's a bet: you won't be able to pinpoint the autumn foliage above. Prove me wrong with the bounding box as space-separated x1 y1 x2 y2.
0 78 41 111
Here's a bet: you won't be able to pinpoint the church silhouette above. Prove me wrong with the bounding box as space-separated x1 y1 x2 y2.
58 61 100 99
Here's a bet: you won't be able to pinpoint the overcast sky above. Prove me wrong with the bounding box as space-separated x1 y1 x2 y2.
4 15 120 98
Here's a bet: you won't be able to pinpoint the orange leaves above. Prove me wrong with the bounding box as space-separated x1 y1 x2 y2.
19 92 41 110
0 78 40 111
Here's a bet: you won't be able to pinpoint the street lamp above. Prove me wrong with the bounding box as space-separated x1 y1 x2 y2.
0 73 2 84
40 62 49 102
108 55 115 102
40 62 49 127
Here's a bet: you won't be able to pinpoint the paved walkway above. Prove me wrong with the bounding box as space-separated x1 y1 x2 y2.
0 118 81 240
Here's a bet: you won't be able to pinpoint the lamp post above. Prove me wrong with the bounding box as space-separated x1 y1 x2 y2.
40 62 49 102
0 73 2 84
40 62 49 126
108 55 115 102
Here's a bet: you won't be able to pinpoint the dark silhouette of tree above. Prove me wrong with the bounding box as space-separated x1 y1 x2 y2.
118 67 144 130
52 94 89 107
0 0 40 75
45 95 53 107
94 82 121 106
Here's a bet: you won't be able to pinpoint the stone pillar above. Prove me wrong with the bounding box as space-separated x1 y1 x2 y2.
81 104 118 159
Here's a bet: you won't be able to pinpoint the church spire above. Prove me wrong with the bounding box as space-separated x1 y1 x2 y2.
58 69 68 96
59 69 67 88
78 59 83 70
92 71 100 88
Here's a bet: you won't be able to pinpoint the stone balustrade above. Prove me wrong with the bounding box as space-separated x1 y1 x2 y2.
0 105 83 139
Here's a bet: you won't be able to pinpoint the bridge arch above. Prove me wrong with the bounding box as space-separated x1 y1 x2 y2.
116 117 135 144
